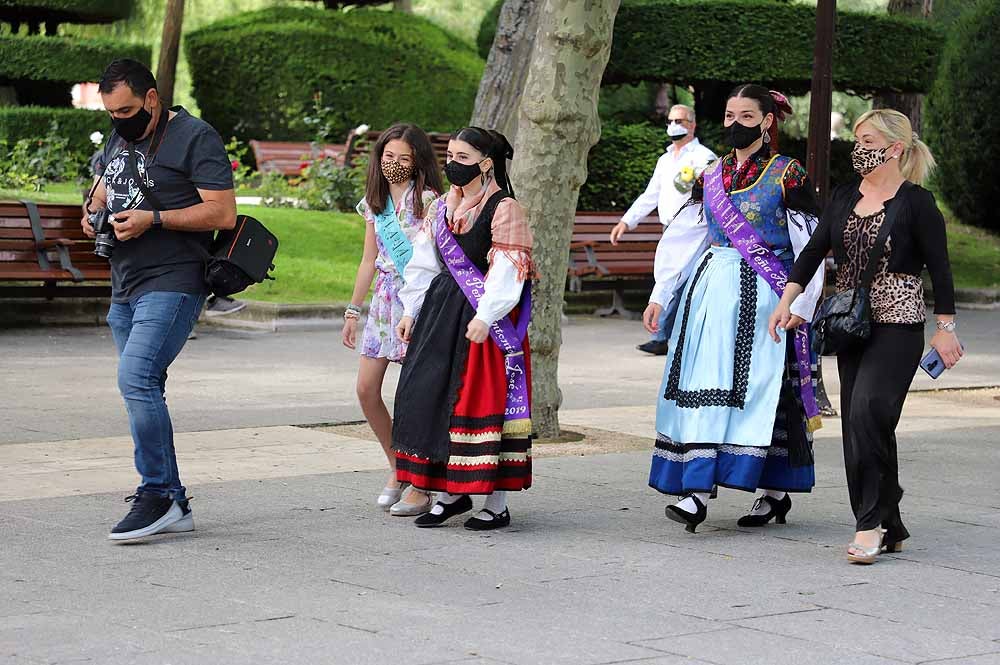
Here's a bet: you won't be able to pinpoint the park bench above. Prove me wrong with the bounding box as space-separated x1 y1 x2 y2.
344 130 451 170
248 140 350 176
0 200 111 298
568 211 660 318
250 129 452 176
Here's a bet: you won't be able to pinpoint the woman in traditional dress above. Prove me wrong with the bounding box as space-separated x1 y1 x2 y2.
392 126 534 531
343 124 443 516
643 84 826 532
771 109 961 563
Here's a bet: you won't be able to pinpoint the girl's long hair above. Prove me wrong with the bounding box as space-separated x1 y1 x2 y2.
365 124 444 218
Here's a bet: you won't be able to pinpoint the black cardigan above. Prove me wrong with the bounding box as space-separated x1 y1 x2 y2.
788 178 956 315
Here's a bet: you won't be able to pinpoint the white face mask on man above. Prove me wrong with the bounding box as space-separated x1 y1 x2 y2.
667 121 689 140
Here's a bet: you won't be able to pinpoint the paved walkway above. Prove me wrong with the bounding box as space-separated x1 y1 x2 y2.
2 315 999 664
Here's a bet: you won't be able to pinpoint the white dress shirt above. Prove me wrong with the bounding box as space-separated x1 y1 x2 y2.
621 137 717 228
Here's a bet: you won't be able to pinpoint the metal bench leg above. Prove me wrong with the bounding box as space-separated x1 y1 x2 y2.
594 287 639 320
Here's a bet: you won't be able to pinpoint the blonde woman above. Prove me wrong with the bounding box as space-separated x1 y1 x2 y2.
771 109 962 563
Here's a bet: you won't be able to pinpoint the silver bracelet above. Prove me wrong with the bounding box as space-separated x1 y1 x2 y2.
936 320 956 333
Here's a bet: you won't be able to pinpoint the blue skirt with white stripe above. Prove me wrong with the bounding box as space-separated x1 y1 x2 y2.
649 247 815 495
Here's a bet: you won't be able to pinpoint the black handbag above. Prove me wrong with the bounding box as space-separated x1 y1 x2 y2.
812 183 909 356
128 141 278 297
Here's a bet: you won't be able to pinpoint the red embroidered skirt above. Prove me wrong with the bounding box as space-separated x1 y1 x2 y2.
395 332 533 495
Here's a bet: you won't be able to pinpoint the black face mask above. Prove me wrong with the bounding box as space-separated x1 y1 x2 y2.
444 159 483 187
724 120 764 150
112 102 153 143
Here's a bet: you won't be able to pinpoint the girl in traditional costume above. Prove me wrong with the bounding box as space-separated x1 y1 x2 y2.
344 124 443 516
393 127 533 531
643 85 826 532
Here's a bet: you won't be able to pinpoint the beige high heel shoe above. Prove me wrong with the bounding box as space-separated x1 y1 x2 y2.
847 528 886 564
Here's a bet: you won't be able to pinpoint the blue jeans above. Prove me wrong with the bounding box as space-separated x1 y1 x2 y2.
107 291 205 501
651 295 680 343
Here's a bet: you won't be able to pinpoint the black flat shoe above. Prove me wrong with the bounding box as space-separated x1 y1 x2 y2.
665 494 707 533
464 508 511 531
414 495 473 528
737 494 792 527
637 340 669 356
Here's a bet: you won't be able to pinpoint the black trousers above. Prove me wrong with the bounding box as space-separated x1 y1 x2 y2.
837 324 923 541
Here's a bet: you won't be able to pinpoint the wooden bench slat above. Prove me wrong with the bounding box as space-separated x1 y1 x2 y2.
0 201 111 295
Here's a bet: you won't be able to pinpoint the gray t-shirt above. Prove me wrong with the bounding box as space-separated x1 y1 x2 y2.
98 107 233 303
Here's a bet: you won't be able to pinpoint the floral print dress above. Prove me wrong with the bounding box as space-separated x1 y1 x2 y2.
357 185 437 362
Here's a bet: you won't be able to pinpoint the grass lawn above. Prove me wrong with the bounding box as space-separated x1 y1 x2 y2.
239 205 363 303
3 185 998 301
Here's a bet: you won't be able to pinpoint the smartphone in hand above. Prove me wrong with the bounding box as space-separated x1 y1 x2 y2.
919 343 964 379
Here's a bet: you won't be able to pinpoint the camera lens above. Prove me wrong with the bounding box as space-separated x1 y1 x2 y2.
94 232 115 258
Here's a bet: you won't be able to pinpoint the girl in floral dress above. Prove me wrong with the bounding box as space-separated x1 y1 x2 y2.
342 124 443 516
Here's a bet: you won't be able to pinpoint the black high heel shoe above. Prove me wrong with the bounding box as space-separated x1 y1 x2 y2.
665 494 707 533
737 494 791 527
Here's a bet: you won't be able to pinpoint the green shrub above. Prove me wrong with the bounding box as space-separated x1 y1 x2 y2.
0 121 91 190
0 0 134 22
578 122 856 212
186 7 484 144
0 106 107 155
477 0 503 59
578 123 664 212
479 0 942 96
297 156 367 213
925 0 999 232
0 33 150 84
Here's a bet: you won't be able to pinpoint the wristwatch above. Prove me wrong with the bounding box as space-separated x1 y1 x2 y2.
936 320 957 333
152 209 162 229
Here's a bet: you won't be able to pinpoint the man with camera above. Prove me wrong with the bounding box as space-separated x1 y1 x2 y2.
82 59 236 541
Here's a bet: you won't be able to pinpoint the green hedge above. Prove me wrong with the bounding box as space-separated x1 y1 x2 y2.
0 106 107 155
0 0 134 23
186 7 484 144
0 34 150 83
578 122 855 212
479 0 942 96
607 0 942 95
926 0 999 232
579 123 663 212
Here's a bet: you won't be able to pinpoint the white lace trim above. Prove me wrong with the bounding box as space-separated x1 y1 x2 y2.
654 444 772 462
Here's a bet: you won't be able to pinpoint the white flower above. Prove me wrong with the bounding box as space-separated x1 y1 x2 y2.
89 131 104 146
353 124 370 136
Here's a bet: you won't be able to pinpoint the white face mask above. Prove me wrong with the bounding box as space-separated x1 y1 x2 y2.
667 121 689 140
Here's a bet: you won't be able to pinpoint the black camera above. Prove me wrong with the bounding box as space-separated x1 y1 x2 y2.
88 209 116 259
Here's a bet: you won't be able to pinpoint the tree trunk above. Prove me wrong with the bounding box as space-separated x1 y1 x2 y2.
873 0 932 133
393 0 413 11
470 0 542 142
514 0 621 439
156 0 185 108
653 83 672 119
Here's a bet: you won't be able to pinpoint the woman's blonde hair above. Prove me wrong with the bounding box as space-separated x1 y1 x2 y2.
853 108 936 185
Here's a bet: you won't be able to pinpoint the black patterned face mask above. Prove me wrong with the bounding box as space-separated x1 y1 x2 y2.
381 160 413 184
851 144 890 176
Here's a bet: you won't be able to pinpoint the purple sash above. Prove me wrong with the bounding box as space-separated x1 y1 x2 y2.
434 202 532 436
703 163 822 432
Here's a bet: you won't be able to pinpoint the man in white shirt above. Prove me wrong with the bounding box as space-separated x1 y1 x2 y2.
609 104 716 355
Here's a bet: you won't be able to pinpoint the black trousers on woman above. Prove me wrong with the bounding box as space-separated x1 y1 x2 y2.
837 324 924 543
